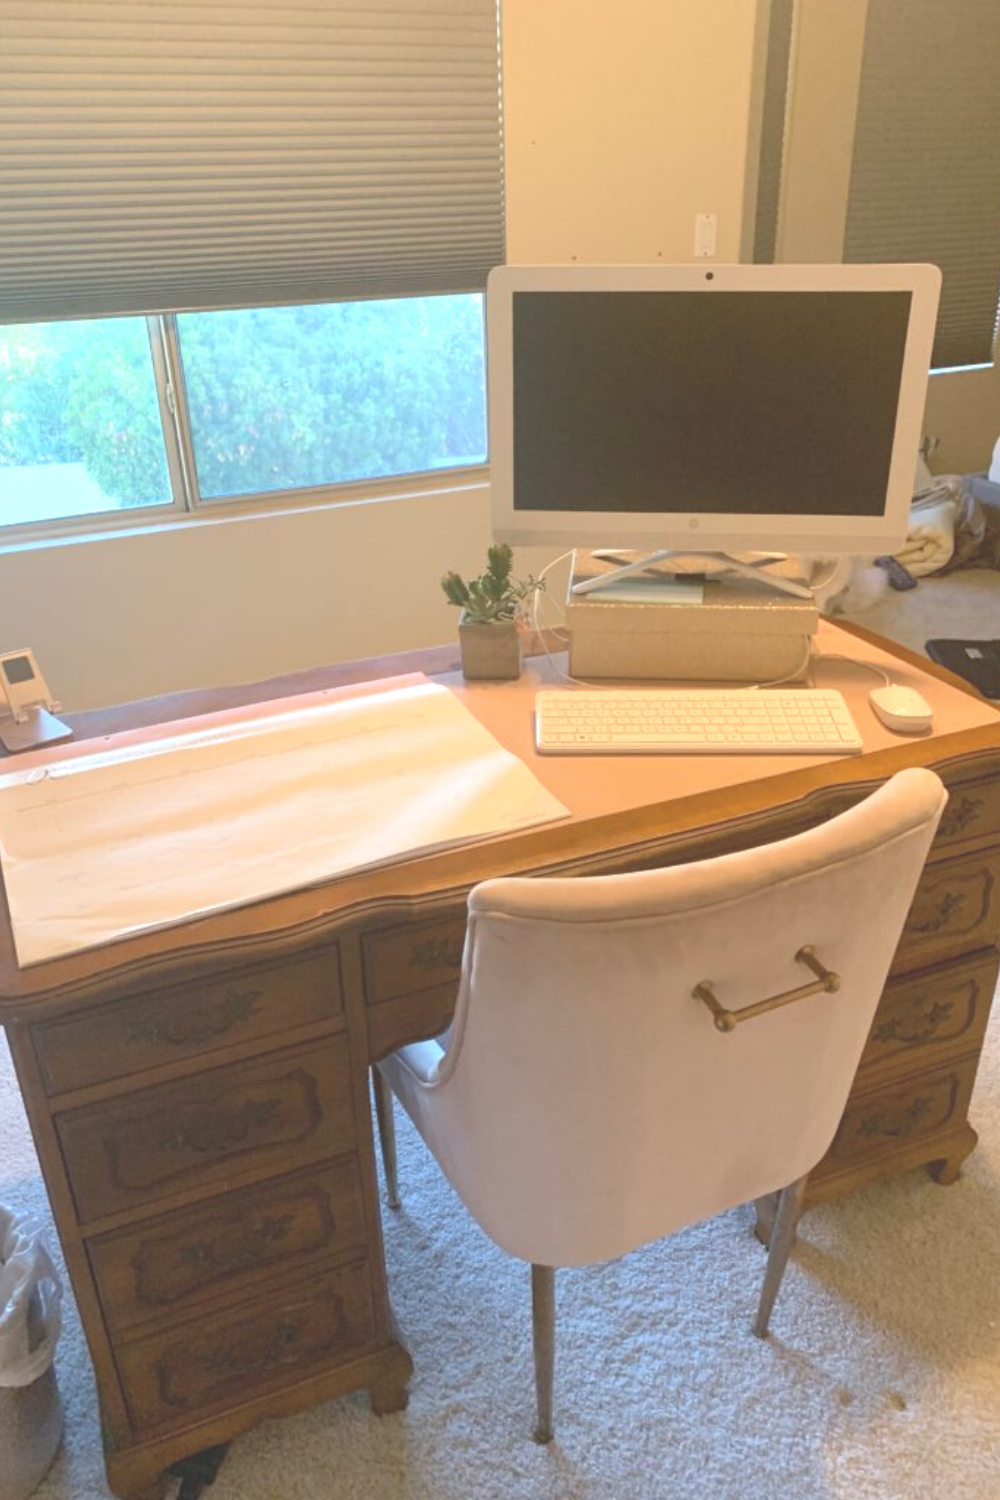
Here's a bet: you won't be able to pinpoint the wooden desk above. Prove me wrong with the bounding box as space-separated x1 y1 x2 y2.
2 621 1000 1498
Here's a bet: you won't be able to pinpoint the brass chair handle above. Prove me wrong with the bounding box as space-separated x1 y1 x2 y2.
693 946 840 1034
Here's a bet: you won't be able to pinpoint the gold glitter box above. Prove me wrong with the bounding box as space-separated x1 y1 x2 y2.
565 550 819 683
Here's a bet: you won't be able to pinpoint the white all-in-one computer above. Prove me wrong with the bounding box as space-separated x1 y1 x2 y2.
487 260 941 597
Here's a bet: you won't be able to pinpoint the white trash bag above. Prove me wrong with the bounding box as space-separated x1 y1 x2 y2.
0 1206 63 1500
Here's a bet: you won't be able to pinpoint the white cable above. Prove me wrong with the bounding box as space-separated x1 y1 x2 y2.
746 637 816 691
814 649 894 687
527 551 610 688
530 550 572 642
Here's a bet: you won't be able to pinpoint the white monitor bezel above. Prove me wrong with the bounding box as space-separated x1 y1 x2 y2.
486 261 941 555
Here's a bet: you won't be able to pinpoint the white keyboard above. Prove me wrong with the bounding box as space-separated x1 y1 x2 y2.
535 687 864 756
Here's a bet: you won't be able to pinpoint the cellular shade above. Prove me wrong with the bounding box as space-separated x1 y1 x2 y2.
844 0 1000 368
0 0 504 322
750 0 793 265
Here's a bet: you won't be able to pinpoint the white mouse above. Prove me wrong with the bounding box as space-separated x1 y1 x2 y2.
868 684 934 734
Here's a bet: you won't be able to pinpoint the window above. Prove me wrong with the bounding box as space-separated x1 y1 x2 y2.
749 0 1000 371
0 294 487 533
0 0 502 536
0 319 173 528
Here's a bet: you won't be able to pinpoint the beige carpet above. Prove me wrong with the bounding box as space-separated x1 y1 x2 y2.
839 564 1000 662
3 570 1000 1500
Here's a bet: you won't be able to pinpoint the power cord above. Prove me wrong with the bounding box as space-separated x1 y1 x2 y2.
527 551 607 688
746 637 815 690
813 649 894 688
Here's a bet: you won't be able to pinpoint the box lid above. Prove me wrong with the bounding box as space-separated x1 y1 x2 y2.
566 551 819 636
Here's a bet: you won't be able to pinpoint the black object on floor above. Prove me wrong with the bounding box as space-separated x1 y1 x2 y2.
926 639 1000 699
874 556 919 591
168 1444 230 1500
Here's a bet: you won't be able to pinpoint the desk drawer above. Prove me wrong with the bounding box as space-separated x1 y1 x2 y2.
935 775 1000 850
367 984 457 1063
88 1160 366 1335
893 851 1000 972
58 1038 355 1224
362 916 466 1006
34 949 342 1096
860 949 998 1077
821 1054 979 1170
117 1259 376 1432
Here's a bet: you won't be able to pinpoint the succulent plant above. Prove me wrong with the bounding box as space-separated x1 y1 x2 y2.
440 543 542 625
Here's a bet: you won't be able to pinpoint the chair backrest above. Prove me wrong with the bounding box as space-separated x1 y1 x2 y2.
417 767 946 1267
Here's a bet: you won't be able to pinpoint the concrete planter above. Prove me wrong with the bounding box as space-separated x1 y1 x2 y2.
457 615 523 681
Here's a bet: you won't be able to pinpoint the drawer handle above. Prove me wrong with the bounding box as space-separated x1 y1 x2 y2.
198 1319 303 1380
158 1297 349 1408
162 1098 280 1157
873 999 956 1048
410 936 463 971
694 946 840 1034
908 891 967 935
182 1213 296 1276
127 987 263 1049
939 795 985 839
857 1096 933 1140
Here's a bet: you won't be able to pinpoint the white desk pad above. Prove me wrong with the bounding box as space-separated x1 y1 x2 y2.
0 675 570 968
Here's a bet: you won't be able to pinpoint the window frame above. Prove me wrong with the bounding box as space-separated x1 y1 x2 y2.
0 303 490 549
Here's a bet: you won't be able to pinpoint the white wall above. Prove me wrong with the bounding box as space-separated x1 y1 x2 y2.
0 1 760 710
503 1 757 266
0 486 492 708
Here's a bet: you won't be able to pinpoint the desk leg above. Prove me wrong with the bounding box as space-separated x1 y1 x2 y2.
368 1343 413 1415
168 1445 230 1500
926 1122 978 1185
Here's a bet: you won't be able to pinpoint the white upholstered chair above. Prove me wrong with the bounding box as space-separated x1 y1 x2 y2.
373 767 946 1441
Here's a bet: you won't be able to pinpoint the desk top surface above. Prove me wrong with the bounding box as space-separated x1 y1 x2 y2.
1 620 998 1009
450 619 1000 819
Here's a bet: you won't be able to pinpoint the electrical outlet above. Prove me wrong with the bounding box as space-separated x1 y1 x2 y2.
694 213 717 258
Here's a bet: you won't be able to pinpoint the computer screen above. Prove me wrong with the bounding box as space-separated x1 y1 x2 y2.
487 262 941 557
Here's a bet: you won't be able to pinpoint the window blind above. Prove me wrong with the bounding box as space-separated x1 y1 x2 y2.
750 0 793 265
0 0 504 323
844 0 1000 368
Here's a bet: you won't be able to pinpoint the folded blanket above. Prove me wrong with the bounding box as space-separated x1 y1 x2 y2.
895 495 957 577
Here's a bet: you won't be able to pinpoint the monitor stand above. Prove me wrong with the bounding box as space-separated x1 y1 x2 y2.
569 549 815 601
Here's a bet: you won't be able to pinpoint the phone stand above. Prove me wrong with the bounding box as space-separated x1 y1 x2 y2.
0 706 74 754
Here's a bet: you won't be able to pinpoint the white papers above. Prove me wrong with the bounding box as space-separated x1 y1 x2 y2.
0 678 569 968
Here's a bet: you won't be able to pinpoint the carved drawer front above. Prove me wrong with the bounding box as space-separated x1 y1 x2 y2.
88 1159 366 1335
58 1038 355 1224
893 852 1000 972
362 916 466 1006
34 949 342 1096
367 986 457 1063
859 950 999 1075
117 1259 375 1432
822 1056 978 1169
934 776 1000 851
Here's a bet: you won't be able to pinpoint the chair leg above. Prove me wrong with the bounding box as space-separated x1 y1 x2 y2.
531 1263 556 1444
371 1065 400 1209
753 1173 807 1339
